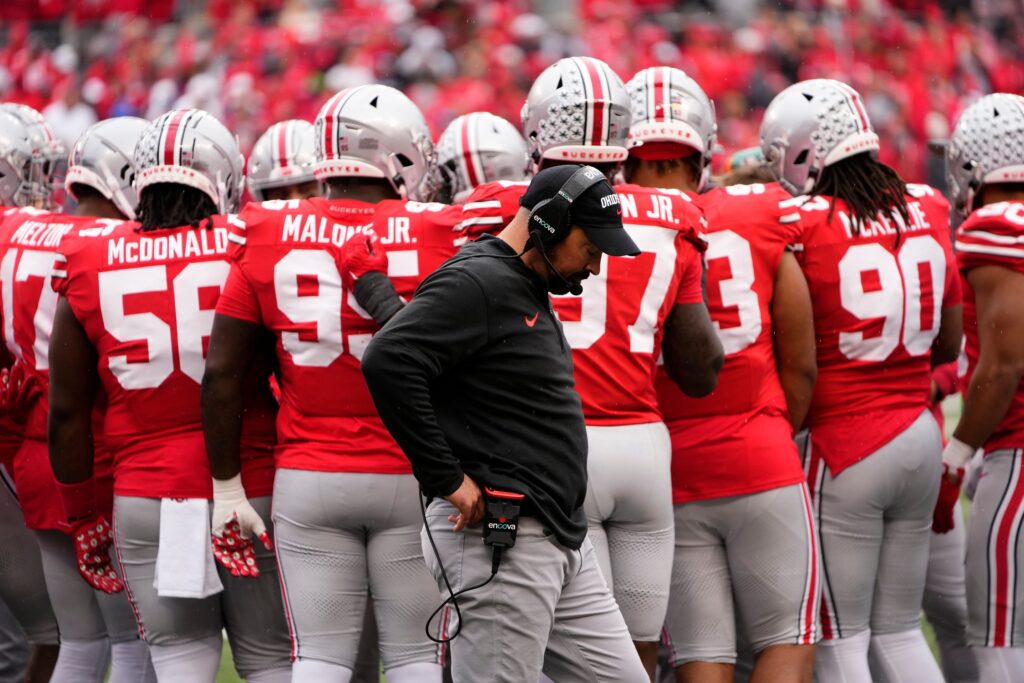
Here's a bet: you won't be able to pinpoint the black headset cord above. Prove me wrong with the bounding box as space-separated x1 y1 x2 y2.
420 493 504 644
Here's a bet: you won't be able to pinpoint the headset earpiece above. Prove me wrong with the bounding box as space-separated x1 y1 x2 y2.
525 165 607 249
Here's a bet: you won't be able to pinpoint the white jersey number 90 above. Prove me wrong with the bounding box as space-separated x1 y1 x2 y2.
838 235 946 361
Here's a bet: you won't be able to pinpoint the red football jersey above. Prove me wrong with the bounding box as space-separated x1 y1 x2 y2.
790 184 960 474
53 216 276 500
956 201 1024 452
0 207 123 528
459 181 706 424
657 183 807 503
456 180 529 240
216 197 463 473
554 183 704 424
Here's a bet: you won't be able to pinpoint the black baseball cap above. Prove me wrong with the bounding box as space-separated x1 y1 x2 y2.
520 165 639 257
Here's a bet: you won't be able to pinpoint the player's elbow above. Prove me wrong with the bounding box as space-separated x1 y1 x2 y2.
668 347 723 398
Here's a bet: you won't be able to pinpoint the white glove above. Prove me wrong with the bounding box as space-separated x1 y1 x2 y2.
942 437 976 473
211 474 267 540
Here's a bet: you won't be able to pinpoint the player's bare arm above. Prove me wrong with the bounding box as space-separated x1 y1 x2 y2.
931 303 963 367
202 312 263 480
772 250 817 431
47 297 99 484
953 265 1024 450
663 302 723 397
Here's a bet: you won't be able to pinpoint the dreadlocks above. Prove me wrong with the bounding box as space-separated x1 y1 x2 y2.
810 153 910 244
136 183 217 232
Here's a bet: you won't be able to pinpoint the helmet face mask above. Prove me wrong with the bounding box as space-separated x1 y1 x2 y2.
436 112 529 203
247 119 318 202
134 109 245 215
946 93 1024 216
759 79 879 196
314 85 439 202
521 57 632 173
1 103 66 209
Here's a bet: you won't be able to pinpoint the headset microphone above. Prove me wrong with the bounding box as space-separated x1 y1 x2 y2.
531 232 583 295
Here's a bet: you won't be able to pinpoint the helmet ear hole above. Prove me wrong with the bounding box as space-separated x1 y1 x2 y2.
794 149 810 165
394 153 414 168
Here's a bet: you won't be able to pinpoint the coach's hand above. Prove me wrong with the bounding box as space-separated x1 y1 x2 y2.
445 474 485 532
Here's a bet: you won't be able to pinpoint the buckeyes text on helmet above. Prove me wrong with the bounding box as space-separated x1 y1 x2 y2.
313 85 439 202
247 119 318 202
133 108 245 215
625 66 717 191
436 112 529 203
521 56 632 172
947 93 1024 216
759 78 880 196
66 117 149 220
1 103 67 209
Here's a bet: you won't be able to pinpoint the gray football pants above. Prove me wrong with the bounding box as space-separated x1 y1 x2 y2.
35 530 140 643
0 468 58 646
803 409 942 639
663 482 820 665
965 448 1024 648
272 469 441 672
422 500 648 683
112 495 291 678
584 422 674 642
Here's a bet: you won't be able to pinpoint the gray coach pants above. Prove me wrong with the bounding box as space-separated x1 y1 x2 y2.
422 500 647 683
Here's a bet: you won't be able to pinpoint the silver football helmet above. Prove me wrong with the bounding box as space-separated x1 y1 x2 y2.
134 109 245 214
65 117 149 219
759 79 880 195
247 119 317 201
1 103 66 209
436 112 529 203
314 85 438 202
947 93 1024 216
521 56 631 171
625 66 717 190
0 111 34 207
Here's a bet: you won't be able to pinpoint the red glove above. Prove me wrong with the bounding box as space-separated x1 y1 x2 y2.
71 515 124 594
0 361 42 419
932 464 964 534
340 231 388 291
211 516 271 578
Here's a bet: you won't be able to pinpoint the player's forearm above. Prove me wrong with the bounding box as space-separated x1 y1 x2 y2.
954 358 1023 449
663 304 723 398
201 370 245 480
779 365 816 431
48 408 95 484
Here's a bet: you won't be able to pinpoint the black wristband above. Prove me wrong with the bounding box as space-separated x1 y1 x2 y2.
354 271 405 326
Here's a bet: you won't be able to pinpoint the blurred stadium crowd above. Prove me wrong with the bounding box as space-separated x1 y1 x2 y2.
0 0 1021 187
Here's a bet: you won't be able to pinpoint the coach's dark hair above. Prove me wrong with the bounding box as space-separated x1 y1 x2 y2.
136 183 217 232
623 154 702 185
810 152 910 245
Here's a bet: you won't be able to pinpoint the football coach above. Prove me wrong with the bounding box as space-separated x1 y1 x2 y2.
362 165 649 682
